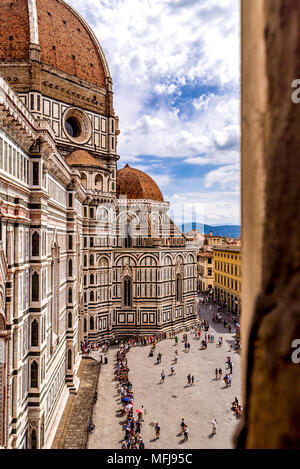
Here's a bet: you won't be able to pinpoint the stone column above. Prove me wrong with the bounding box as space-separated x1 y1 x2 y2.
239 0 300 449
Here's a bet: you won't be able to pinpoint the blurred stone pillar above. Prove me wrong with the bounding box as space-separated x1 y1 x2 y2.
238 0 300 448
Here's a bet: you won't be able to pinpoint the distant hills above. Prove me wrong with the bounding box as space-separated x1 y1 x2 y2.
182 223 240 238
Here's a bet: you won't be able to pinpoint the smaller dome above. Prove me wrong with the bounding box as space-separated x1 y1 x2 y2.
65 150 105 168
117 164 163 201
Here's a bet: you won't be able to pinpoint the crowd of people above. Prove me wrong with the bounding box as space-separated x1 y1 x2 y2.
115 342 146 449
88 294 241 447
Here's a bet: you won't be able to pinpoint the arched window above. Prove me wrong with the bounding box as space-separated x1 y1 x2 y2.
176 274 182 303
123 277 132 307
32 231 39 256
31 320 38 346
90 316 94 330
68 312 72 328
95 174 103 190
32 272 39 302
68 258 73 277
80 173 87 189
90 255 94 266
90 290 94 302
68 287 73 304
84 275 87 286
31 430 37 450
67 349 72 369
90 273 94 285
31 361 38 387
124 224 132 248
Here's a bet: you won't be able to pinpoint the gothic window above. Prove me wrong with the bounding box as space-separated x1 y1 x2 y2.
84 318 87 332
90 255 94 266
32 272 39 302
68 287 72 304
90 273 94 285
176 274 182 303
68 259 72 277
90 316 94 330
124 225 132 248
31 320 38 347
32 162 39 185
68 312 72 328
68 235 73 250
30 361 38 387
67 349 72 370
90 237 94 247
84 255 87 267
32 232 39 256
84 237 87 248
31 430 37 450
68 193 73 207
84 275 87 286
123 277 132 307
90 290 94 302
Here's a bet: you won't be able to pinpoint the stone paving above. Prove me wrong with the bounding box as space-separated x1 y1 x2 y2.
88 303 241 449
52 357 100 449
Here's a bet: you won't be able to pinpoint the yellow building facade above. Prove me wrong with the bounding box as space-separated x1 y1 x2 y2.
213 246 241 315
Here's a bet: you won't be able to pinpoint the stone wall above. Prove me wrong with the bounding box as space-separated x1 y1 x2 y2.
238 0 300 449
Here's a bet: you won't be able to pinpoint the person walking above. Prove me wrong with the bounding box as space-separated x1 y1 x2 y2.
171 364 175 375
183 425 189 441
161 370 165 383
155 423 160 439
187 374 191 386
135 420 142 434
191 375 194 386
229 362 233 374
180 418 186 434
218 368 222 380
212 418 217 435
215 368 218 380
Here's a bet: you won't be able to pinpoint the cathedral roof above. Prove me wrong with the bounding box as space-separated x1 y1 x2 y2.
117 164 164 202
0 0 109 87
65 150 105 168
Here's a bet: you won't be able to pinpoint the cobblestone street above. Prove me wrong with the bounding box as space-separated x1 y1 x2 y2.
88 302 241 449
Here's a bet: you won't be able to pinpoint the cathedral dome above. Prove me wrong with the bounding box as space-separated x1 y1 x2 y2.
0 0 109 88
117 164 164 202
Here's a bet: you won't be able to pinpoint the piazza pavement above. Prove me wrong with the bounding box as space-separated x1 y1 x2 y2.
88 302 241 449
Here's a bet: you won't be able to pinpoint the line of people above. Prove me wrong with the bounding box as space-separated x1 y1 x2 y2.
116 342 146 450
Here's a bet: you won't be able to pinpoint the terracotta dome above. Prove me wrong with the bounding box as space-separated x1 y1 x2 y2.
117 164 164 202
0 0 109 87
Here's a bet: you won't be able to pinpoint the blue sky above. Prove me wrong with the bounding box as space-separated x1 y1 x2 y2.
69 0 240 225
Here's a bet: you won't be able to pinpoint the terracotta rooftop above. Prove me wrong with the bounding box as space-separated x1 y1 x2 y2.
117 164 164 202
65 150 105 168
198 252 213 258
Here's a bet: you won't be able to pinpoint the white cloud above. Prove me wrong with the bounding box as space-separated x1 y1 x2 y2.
168 190 240 225
204 164 240 190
